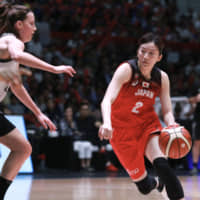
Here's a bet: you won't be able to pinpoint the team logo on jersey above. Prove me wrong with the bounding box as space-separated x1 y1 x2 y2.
131 80 138 86
142 81 150 88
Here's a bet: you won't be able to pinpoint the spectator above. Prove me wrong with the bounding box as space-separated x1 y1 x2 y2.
75 102 100 171
59 106 81 138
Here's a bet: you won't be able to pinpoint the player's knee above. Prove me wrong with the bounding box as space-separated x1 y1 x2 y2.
135 175 156 195
13 140 32 159
23 141 32 158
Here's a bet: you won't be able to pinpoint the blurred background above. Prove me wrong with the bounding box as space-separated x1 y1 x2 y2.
1 0 200 175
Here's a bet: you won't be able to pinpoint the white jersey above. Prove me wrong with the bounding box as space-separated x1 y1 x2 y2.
0 60 19 102
0 33 19 102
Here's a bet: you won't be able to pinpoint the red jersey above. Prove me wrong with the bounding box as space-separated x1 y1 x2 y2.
111 59 161 128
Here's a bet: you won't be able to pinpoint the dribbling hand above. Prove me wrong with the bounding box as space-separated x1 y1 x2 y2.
98 125 113 141
54 65 76 77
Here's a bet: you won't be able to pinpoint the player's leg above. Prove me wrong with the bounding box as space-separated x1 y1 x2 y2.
0 128 32 199
112 147 158 194
191 123 200 174
133 171 161 195
145 135 185 200
192 140 200 166
110 128 158 195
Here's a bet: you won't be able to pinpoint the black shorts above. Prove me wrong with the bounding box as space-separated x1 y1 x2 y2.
194 122 200 140
0 112 16 137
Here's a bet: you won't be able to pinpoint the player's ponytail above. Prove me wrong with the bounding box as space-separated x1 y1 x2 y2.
0 3 11 35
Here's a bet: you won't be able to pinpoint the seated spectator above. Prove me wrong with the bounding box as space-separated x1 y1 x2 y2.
59 105 81 138
59 104 98 171
75 102 101 171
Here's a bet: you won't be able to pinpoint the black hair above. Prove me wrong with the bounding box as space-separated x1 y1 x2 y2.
0 3 31 38
137 32 164 55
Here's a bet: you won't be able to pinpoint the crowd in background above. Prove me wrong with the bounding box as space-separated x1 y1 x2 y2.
1 0 200 171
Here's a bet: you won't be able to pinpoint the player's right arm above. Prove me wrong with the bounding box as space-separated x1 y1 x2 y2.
99 63 132 140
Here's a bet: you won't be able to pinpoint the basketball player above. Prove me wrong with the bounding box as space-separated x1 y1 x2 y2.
0 3 76 199
99 33 185 200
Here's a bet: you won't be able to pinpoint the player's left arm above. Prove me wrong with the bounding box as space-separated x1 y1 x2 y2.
159 71 176 126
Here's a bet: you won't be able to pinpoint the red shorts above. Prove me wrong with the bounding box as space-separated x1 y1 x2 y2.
110 121 162 180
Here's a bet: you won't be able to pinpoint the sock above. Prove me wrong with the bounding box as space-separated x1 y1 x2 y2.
0 176 12 200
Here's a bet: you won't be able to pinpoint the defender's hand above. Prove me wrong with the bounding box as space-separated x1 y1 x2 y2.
36 113 57 132
53 65 76 77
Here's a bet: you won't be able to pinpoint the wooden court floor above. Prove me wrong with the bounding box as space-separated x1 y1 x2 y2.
5 175 200 200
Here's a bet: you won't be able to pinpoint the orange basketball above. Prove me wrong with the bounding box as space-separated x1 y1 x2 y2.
159 125 192 159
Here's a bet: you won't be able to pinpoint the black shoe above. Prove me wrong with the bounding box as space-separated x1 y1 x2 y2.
156 177 164 192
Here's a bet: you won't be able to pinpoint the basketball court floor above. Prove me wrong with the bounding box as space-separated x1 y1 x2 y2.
4 171 200 200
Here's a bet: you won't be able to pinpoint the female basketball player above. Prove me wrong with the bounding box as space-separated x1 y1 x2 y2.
0 3 76 199
99 32 185 200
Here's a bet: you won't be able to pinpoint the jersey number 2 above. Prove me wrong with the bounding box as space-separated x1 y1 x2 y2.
131 101 143 114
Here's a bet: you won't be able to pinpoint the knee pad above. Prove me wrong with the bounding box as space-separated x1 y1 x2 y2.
135 175 156 195
153 157 184 200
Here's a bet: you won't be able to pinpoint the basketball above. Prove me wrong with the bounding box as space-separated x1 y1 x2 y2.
159 125 192 159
